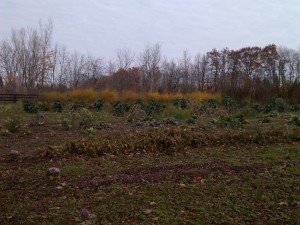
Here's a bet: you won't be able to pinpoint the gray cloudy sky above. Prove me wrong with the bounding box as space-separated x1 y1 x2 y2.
0 0 299 59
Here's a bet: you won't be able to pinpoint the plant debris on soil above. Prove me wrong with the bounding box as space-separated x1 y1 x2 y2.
0 103 299 224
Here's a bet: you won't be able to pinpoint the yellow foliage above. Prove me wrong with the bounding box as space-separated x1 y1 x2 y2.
185 92 221 102
41 91 68 102
70 88 97 102
120 91 139 102
99 90 118 102
146 92 184 102
41 89 221 103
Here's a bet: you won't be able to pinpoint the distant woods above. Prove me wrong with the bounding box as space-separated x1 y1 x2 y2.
0 21 299 102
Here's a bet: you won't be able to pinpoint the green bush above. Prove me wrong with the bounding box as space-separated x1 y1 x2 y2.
23 100 38 113
94 99 104 111
223 96 236 108
61 109 96 129
207 99 218 109
53 100 63 112
290 104 300 112
173 99 189 109
77 108 96 128
112 101 131 116
144 100 165 116
61 113 75 130
264 98 286 113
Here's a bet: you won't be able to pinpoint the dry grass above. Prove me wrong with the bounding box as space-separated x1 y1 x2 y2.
41 89 221 103
41 91 69 102
185 91 222 102
70 88 97 102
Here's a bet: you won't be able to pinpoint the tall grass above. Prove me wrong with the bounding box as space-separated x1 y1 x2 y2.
41 89 221 103
41 91 68 102
185 92 222 102
70 88 97 102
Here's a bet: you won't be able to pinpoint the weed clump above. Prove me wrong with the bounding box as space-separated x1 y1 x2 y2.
289 116 300 126
264 98 286 113
260 117 271 124
223 96 237 111
23 100 38 113
290 104 300 112
198 99 218 115
77 108 96 128
173 99 189 109
37 101 51 111
61 113 75 130
144 100 165 116
211 115 246 128
4 116 21 133
60 109 96 130
112 102 131 116
53 100 63 112
94 99 104 111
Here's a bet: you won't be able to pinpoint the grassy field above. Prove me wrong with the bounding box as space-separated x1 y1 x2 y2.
0 98 299 224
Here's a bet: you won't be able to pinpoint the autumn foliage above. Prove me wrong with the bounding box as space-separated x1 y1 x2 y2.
41 89 220 103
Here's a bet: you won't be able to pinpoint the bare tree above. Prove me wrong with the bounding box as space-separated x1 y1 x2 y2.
139 43 161 92
116 48 135 70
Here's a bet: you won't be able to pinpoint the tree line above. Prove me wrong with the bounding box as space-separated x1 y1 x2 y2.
0 21 299 102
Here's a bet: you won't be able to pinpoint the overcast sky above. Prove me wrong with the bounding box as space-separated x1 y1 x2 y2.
0 0 299 60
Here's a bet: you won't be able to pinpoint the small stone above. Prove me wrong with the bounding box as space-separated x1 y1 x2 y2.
144 209 152 214
81 208 90 218
179 183 186 187
149 201 156 206
279 201 288 206
47 167 60 177
56 186 63 190
89 213 97 219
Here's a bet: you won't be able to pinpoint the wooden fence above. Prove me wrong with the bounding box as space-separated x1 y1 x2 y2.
0 94 38 103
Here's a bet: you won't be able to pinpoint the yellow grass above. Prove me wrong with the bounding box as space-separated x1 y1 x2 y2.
185 92 222 102
119 91 139 102
42 89 221 103
98 90 118 102
70 88 97 102
41 91 68 102
146 92 184 102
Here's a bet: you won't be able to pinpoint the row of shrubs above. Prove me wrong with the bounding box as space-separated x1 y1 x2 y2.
2 107 299 136
22 97 300 120
62 125 300 156
22 99 167 116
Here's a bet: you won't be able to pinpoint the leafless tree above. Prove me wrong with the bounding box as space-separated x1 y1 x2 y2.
116 48 135 70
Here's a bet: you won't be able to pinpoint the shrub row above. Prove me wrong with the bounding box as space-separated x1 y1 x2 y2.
64 125 300 156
